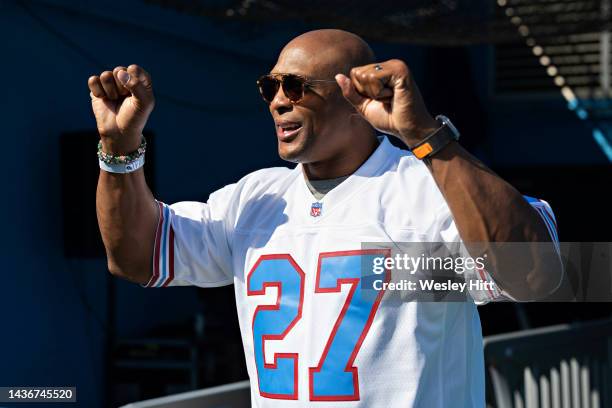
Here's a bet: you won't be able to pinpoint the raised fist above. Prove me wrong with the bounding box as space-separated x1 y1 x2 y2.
88 64 155 154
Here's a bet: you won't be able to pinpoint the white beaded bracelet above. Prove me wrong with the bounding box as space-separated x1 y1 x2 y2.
99 154 145 174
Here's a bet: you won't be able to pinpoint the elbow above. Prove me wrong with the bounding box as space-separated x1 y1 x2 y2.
106 259 129 279
106 257 152 285
496 250 564 302
524 254 564 300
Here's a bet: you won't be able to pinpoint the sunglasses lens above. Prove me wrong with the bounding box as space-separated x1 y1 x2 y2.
282 74 305 102
258 76 279 103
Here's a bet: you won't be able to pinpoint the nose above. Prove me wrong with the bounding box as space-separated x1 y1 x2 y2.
269 85 292 113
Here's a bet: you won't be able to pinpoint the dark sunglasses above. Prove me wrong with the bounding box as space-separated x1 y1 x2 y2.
256 73 337 104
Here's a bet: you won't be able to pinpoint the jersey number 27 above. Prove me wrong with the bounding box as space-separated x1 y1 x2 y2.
247 249 390 401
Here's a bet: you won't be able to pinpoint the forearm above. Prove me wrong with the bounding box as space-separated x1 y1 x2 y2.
336 57 563 299
96 168 158 284
428 141 550 242
427 141 562 299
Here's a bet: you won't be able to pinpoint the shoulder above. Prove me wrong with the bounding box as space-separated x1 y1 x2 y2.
165 167 296 226
213 166 296 232
206 166 296 211
378 137 426 174
366 137 450 231
240 166 296 184
394 142 422 169
231 166 297 198
385 140 447 205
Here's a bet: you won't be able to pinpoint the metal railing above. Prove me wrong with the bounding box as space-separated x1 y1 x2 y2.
119 380 250 408
484 319 612 408
120 319 612 408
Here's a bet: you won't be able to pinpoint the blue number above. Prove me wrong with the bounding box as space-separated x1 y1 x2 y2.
247 254 305 400
309 250 389 401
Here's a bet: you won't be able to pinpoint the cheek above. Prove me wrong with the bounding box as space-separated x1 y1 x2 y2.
306 109 329 133
315 105 344 134
300 93 344 136
297 111 316 135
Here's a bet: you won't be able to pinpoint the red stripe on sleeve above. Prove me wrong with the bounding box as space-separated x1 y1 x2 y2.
163 226 175 287
149 201 164 287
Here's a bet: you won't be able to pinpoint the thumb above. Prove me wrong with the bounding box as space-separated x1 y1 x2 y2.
117 70 131 87
335 73 365 109
118 67 154 106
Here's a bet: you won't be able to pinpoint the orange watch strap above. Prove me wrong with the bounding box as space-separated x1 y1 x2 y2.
412 142 433 159
410 125 456 160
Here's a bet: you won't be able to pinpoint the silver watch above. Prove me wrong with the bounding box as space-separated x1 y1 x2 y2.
435 115 460 141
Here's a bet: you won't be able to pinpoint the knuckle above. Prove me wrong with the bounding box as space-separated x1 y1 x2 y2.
391 59 409 73
100 71 114 82
127 64 142 74
88 76 99 85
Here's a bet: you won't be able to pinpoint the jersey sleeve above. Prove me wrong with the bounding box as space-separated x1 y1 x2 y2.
141 183 237 288
438 195 561 305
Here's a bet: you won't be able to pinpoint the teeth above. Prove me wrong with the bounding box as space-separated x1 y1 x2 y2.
279 124 301 131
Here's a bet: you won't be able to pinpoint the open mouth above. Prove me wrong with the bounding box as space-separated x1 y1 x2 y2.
276 121 303 141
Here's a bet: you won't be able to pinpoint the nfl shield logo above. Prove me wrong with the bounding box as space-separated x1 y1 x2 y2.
310 202 322 217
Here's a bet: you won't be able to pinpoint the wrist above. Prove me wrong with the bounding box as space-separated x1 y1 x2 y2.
398 117 439 146
409 114 461 160
100 134 142 155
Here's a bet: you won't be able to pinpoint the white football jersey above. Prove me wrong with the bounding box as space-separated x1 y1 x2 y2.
143 135 559 407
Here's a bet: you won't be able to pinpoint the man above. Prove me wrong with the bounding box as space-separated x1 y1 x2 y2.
89 29 562 407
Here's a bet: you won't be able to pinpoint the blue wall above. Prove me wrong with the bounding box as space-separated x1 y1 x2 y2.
0 0 606 406
1 1 282 406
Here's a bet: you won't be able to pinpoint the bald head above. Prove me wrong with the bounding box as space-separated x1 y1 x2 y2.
267 29 377 168
274 29 375 79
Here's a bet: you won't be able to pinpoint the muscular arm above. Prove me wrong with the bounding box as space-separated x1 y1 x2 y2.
337 58 563 301
96 169 157 284
426 139 563 300
88 64 158 284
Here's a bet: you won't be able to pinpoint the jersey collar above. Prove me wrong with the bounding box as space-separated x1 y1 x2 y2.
293 134 398 220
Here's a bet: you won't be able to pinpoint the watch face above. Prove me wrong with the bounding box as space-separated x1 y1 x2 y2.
436 115 460 140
